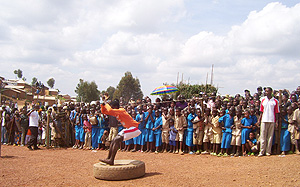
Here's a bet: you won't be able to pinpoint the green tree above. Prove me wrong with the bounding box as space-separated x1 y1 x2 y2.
106 86 116 99
47 78 55 88
31 77 38 86
75 79 100 102
175 83 218 99
14 69 23 79
113 71 143 102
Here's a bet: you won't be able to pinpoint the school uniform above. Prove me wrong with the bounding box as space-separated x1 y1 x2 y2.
211 115 221 144
241 117 253 145
219 114 234 149
193 116 204 145
144 111 155 143
186 113 197 147
203 115 213 143
161 114 172 144
133 113 144 145
174 115 187 142
169 126 177 146
231 116 242 146
280 115 291 151
153 116 162 147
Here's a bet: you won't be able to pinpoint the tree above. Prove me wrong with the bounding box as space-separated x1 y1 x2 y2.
113 71 143 103
75 79 100 102
31 77 38 86
106 86 116 99
13 69 23 79
174 83 218 99
47 78 55 88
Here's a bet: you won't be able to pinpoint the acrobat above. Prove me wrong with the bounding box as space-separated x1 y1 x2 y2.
99 98 141 165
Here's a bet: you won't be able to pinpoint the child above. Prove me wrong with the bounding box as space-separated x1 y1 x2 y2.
241 110 253 156
186 107 197 154
192 108 204 155
202 108 213 154
291 101 300 154
280 107 291 155
231 109 242 156
211 109 221 156
100 130 109 150
83 114 92 150
245 132 258 155
144 105 155 152
174 107 187 155
169 119 177 153
218 107 235 157
161 107 172 153
153 109 162 153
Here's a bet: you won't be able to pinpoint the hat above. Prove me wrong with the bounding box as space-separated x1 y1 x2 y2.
244 89 250 93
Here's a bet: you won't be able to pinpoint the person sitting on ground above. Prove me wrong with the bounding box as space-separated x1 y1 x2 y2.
245 132 258 156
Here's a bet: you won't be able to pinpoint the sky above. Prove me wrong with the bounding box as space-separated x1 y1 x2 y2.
0 0 300 99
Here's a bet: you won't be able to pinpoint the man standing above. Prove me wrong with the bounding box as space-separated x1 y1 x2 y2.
27 104 40 150
258 87 279 157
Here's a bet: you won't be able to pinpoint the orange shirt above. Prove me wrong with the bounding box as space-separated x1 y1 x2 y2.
101 104 139 128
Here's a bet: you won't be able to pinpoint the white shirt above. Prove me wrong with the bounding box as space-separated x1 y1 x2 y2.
260 96 279 123
1 111 5 127
29 110 39 127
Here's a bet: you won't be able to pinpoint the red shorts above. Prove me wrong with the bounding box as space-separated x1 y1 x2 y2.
118 127 141 141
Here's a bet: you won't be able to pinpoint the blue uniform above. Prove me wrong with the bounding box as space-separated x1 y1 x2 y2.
241 117 253 145
98 115 107 144
186 113 197 147
133 113 144 145
144 111 155 143
280 115 290 151
219 114 234 149
153 116 162 147
79 115 85 142
91 116 100 149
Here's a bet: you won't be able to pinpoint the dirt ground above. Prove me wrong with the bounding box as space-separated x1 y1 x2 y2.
1 145 300 187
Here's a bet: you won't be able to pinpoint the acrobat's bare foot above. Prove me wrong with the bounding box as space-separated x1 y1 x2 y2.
99 158 114 165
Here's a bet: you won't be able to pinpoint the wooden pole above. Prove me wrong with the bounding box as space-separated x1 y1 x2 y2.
277 90 282 154
46 112 50 149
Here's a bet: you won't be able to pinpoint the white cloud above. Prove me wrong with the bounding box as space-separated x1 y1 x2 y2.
0 1 300 99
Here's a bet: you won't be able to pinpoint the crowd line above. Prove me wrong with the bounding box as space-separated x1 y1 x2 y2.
1 86 300 157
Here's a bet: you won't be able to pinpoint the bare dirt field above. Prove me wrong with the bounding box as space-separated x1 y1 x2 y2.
1 145 300 187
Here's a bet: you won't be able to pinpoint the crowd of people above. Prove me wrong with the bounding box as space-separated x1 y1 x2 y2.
1 86 300 157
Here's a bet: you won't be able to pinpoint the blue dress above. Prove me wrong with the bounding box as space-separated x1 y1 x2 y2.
153 116 162 147
280 115 291 151
144 111 155 143
186 113 197 147
133 113 144 145
241 117 253 145
219 114 233 149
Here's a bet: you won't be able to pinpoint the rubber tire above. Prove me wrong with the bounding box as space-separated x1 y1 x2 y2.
93 160 145 180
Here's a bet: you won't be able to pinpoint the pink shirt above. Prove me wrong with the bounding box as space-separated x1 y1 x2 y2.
260 96 279 123
84 120 92 132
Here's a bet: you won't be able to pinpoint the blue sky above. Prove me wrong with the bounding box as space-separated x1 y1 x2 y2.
0 0 299 99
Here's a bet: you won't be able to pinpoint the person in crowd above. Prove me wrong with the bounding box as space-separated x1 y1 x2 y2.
168 119 177 153
27 104 40 150
258 87 279 157
153 109 162 153
291 101 300 154
192 108 204 154
245 132 258 155
241 110 254 156
231 109 242 156
218 107 235 157
174 107 187 155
